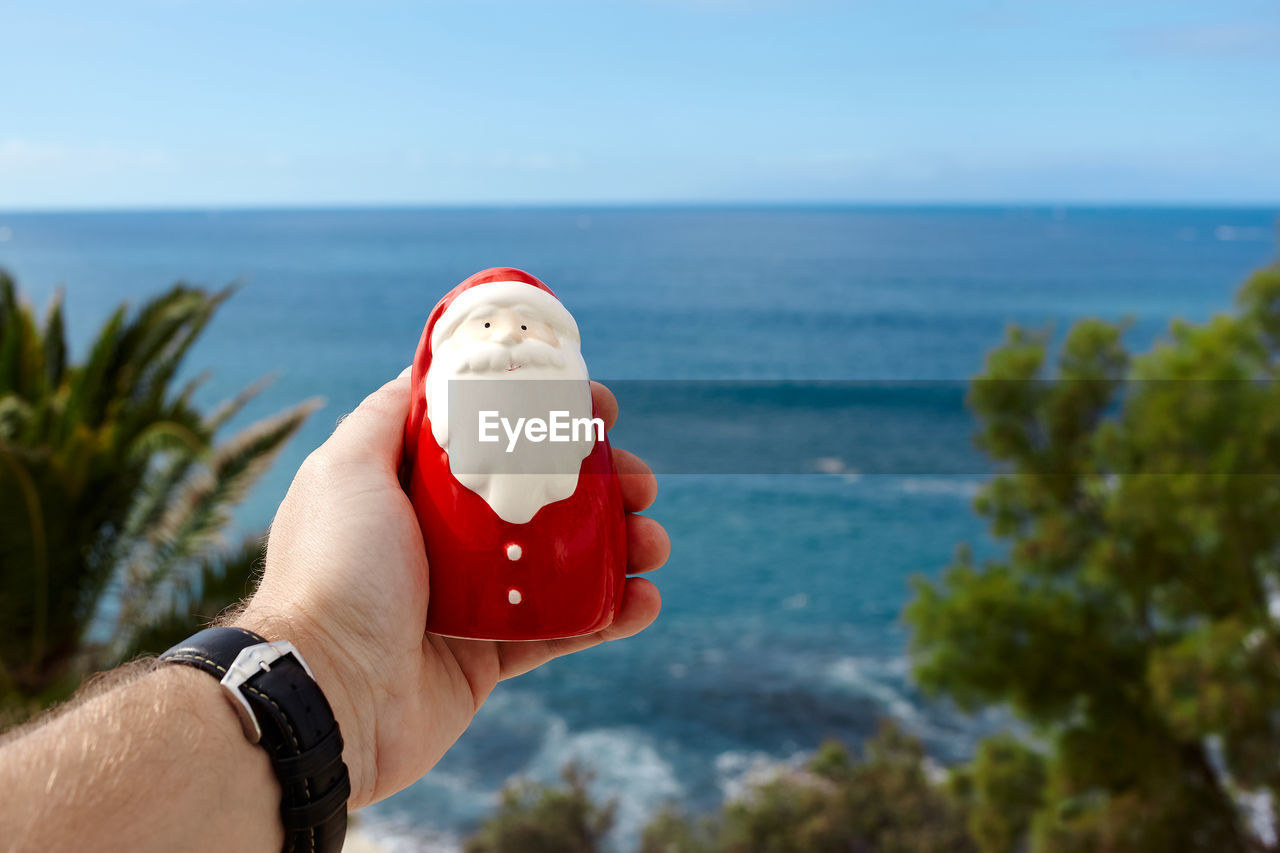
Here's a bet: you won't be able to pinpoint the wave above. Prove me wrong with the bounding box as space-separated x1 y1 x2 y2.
364 690 682 852
714 748 811 802
355 813 462 853
895 476 982 497
823 656 921 724
525 720 684 850
1215 225 1271 242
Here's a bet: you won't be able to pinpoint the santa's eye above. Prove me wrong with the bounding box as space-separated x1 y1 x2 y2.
521 325 527 331
483 322 491 328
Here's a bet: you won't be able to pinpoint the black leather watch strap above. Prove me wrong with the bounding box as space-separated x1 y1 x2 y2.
159 627 350 853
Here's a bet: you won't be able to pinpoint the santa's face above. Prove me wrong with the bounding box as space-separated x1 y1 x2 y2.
425 300 591 426
439 313 566 376
447 305 563 371
422 294 595 524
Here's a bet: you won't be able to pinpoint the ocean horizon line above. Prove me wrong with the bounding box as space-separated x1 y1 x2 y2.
1 200 1278 216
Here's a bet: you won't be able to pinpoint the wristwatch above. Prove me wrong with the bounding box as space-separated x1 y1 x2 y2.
159 626 350 853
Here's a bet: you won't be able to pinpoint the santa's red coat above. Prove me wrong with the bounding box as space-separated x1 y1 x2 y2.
405 408 627 640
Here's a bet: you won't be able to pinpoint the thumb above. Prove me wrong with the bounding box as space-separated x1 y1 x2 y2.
322 369 413 470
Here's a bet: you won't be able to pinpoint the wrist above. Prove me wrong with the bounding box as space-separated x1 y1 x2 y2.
233 604 377 809
158 665 286 850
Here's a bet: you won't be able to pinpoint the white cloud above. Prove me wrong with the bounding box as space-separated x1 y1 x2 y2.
1131 23 1280 59
0 138 177 173
443 150 581 171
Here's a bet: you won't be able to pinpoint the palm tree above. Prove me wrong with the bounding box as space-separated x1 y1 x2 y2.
0 270 320 720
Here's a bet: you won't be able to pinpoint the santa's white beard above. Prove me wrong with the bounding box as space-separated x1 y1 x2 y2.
423 338 595 524
450 338 567 374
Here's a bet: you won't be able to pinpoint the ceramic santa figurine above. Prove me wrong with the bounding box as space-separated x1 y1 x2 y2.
403 267 627 641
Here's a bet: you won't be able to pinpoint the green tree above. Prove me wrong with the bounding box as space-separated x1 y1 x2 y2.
465 764 617 853
907 259 1280 850
0 271 318 720
639 805 717 853
949 735 1046 853
641 721 973 853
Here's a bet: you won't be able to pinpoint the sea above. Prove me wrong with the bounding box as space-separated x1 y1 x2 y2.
1 206 1276 850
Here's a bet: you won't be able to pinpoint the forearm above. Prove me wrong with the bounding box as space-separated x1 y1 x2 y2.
0 664 281 853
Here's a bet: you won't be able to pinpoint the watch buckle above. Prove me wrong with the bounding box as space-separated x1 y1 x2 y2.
219 640 315 743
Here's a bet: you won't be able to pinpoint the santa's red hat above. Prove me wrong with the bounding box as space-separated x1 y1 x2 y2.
404 267 579 463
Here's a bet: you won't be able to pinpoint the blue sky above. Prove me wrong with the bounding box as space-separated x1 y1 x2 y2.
2 0 1277 208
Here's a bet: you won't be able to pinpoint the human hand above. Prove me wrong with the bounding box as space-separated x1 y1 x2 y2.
237 373 666 809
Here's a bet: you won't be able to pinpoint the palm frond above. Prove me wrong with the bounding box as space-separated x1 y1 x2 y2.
207 373 276 434
115 535 266 663
120 286 232 418
0 396 32 440
0 445 49 675
0 277 47 402
109 424 209 573
110 397 322 653
41 290 66 392
167 396 322 563
63 304 126 434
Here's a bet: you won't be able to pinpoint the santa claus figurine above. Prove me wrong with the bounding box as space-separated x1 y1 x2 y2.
403 267 627 641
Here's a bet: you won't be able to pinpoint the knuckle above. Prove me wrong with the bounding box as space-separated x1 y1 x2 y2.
357 385 403 420
297 446 337 484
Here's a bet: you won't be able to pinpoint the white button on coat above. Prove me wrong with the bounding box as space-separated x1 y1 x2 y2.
506 543 522 561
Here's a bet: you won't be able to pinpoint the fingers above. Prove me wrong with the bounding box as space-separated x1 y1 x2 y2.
495 577 662 680
557 577 661 650
591 380 618 431
599 577 661 640
627 515 670 574
613 447 657 512
322 371 412 471
591 379 658 513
